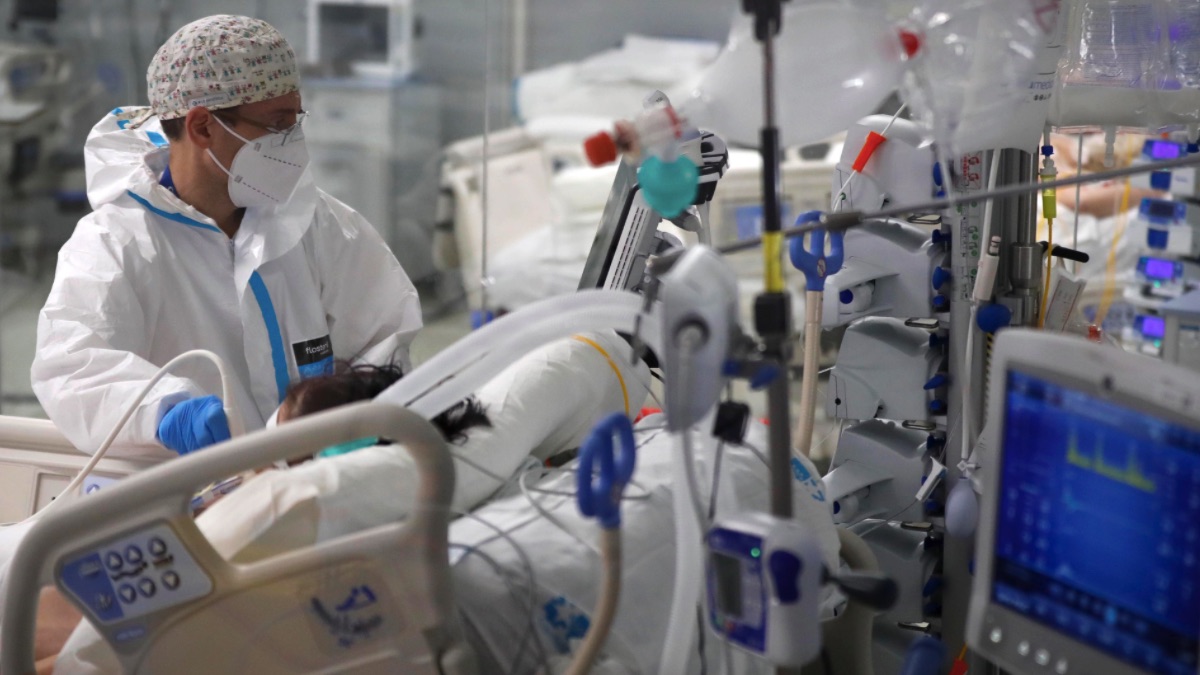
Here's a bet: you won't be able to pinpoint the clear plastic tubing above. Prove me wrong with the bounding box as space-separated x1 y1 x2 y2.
377 290 660 418
659 431 706 675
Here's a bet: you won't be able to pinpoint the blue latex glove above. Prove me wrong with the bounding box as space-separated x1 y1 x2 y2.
157 395 231 456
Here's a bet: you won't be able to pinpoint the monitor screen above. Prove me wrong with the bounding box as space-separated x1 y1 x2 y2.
712 551 744 618
994 370 1200 675
1138 315 1167 340
1142 257 1181 281
1146 140 1185 161
1144 199 1182 221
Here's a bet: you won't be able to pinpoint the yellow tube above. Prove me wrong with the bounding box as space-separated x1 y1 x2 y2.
1040 218 1053 328
764 231 785 293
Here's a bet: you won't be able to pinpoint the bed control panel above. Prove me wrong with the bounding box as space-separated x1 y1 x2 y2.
58 523 212 625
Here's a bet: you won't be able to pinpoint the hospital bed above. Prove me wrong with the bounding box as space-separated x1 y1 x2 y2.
0 418 158 525
436 33 842 314
0 361 884 675
2 402 478 674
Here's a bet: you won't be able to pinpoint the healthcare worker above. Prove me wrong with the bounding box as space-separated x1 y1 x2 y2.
31 15 423 458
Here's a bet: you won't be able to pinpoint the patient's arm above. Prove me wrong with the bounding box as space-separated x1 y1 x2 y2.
1057 181 1162 218
29 587 82 669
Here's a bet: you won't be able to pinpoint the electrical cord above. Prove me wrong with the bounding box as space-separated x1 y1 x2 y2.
674 326 711 527
1073 133 1083 273
448 543 542 674
708 441 726 521
851 499 921 540
30 350 243 522
450 509 551 675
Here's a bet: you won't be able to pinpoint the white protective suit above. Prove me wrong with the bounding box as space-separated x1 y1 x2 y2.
31 108 422 457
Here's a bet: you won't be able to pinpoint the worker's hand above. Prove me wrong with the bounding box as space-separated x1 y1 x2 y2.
157 395 231 456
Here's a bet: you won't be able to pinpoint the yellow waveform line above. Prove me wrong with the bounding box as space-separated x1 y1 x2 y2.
1064 429 1157 493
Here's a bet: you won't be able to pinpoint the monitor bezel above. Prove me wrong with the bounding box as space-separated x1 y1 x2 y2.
969 331 1200 675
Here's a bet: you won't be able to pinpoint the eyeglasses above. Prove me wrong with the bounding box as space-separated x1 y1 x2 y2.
216 109 309 139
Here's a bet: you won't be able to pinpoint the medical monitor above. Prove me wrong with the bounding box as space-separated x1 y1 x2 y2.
968 330 1200 675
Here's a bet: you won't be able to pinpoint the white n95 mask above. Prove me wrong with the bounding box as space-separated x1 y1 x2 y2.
209 115 310 208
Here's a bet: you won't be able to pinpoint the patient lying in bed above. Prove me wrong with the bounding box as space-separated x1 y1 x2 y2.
44 331 839 674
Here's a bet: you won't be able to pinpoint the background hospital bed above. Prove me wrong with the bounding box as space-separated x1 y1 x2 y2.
439 122 842 320
0 417 159 525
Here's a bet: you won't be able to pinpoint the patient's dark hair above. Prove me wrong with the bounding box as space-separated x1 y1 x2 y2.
283 361 491 444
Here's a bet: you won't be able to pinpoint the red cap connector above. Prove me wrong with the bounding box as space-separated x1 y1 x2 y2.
584 131 619 167
852 131 888 173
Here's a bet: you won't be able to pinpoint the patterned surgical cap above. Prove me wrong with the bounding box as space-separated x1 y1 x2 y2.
148 15 299 121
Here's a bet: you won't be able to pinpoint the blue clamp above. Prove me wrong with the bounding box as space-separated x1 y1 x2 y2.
577 412 638 530
789 211 844 292
931 266 952 291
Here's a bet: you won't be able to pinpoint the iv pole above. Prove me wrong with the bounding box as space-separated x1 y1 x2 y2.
742 0 795 529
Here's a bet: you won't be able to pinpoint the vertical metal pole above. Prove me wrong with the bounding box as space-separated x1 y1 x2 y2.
998 149 1041 327
758 26 794 524
479 0 493 322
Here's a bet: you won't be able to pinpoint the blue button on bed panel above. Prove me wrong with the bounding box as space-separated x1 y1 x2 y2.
61 553 124 623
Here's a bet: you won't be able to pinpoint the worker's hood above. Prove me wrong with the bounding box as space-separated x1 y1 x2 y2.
83 106 317 252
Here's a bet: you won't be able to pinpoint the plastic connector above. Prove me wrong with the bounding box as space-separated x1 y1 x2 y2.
852 131 888 173
584 132 618 167
973 236 1002 304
